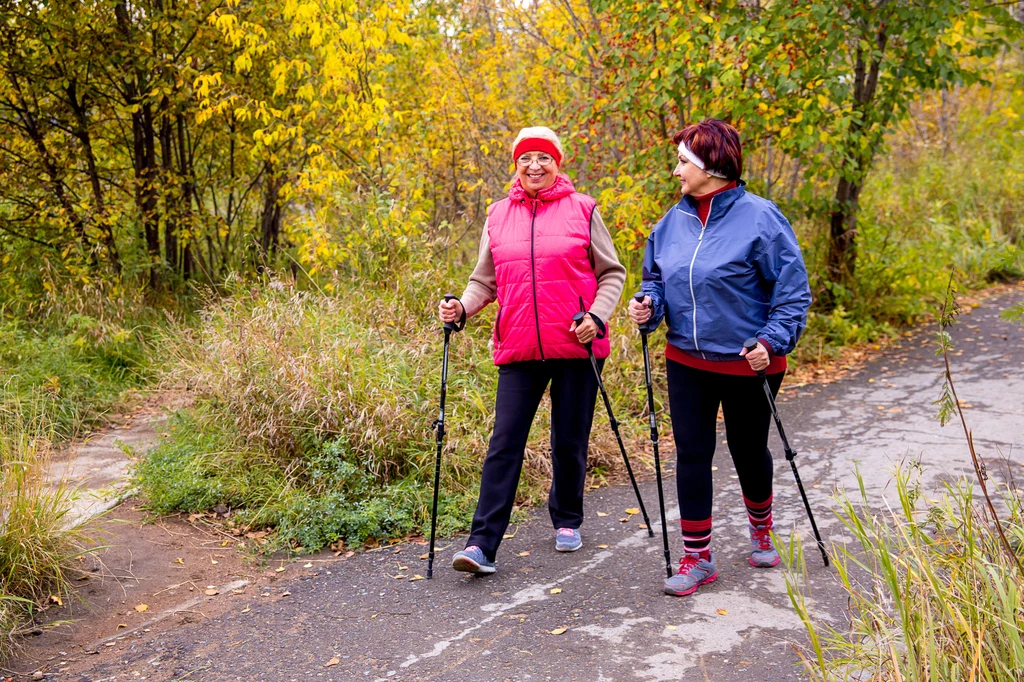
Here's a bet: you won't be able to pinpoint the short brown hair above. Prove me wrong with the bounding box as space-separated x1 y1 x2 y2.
672 119 742 181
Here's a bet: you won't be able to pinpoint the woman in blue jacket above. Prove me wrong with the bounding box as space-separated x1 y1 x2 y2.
628 118 812 597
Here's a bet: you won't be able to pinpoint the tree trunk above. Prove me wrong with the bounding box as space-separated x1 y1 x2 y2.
67 81 121 272
826 176 861 287
160 104 179 277
132 101 161 289
116 0 161 289
258 168 283 261
821 21 887 308
175 114 194 281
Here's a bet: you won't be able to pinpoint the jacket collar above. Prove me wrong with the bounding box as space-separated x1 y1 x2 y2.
508 173 576 204
678 180 746 223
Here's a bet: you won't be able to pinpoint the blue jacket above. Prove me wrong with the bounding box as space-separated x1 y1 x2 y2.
641 182 811 360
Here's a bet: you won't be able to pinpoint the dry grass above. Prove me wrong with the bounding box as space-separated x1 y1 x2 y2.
0 392 90 663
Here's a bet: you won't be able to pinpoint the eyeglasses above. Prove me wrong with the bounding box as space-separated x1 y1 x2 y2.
516 154 555 167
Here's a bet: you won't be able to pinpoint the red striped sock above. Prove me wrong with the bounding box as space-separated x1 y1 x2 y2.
744 494 773 528
680 517 712 559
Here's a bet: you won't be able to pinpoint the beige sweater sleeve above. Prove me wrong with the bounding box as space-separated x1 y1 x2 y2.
458 208 625 325
587 208 626 325
458 217 497 319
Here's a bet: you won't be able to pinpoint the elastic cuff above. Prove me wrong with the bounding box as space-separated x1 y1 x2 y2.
757 337 775 360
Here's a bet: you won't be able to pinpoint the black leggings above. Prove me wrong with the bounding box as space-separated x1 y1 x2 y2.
467 358 601 561
666 360 783 525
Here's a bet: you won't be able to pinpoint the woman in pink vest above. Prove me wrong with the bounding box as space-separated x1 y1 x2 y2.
438 126 625 575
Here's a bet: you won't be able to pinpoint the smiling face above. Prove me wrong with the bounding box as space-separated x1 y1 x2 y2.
515 152 559 196
673 153 718 197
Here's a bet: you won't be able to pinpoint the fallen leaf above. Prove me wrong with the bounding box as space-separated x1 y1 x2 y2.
210 559 219 565
710 466 719 471
275 566 286 573
625 508 640 515
204 589 219 596
619 517 629 523
116 623 127 630
241 606 251 614
326 657 340 667
516 551 531 557
419 552 429 560
717 608 728 616
550 626 569 635
638 524 648 530
281 591 291 597
174 557 185 565
409 575 424 581
398 565 409 571
550 588 562 595
392 575 408 580
596 512 609 517
104 642 116 647
666 625 677 630
134 604 149 613
596 544 609 549
304 563 313 568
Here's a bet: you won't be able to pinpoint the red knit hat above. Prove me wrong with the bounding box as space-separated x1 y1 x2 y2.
512 126 563 166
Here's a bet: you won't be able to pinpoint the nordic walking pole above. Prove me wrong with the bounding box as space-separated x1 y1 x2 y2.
634 293 673 577
573 298 654 537
428 294 460 579
743 338 829 567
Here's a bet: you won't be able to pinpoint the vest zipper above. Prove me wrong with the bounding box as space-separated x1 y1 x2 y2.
688 196 714 360
495 307 503 343
529 202 545 360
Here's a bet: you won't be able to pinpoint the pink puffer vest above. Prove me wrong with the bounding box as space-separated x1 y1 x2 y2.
488 174 610 365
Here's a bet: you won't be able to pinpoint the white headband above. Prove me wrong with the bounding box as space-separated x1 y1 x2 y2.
678 141 729 179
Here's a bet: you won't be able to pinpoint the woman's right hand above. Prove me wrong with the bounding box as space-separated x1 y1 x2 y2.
438 297 464 324
628 295 652 325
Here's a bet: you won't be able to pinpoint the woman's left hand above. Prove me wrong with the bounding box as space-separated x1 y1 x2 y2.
740 341 770 372
570 313 599 345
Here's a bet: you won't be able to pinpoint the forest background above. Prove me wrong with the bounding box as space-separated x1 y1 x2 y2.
2 0 1024 662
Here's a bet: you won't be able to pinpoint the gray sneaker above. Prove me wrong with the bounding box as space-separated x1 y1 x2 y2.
452 546 496 575
749 524 780 568
664 552 717 597
555 528 582 552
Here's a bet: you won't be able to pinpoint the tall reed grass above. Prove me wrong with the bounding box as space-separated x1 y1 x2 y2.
784 468 1024 681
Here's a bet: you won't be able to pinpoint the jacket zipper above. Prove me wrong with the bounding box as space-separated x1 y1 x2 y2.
687 196 715 359
529 201 545 360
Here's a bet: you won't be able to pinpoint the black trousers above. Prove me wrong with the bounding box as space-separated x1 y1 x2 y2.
467 358 602 561
666 360 784 524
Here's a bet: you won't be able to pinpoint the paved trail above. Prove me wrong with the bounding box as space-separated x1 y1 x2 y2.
17 287 1024 682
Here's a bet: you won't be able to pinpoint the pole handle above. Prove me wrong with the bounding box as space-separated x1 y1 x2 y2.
443 293 461 333
633 292 652 334
743 337 767 377
574 297 594 352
